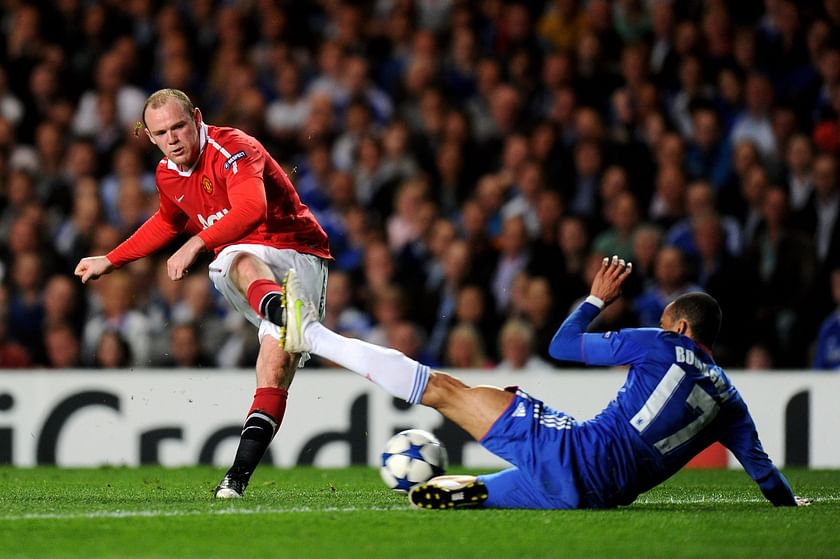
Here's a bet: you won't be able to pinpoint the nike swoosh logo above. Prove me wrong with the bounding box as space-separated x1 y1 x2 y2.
176 194 185 202
294 299 304 337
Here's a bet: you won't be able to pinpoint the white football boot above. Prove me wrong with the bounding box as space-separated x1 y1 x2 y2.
281 268 317 354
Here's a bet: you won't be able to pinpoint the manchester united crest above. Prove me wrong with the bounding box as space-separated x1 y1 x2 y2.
202 176 213 194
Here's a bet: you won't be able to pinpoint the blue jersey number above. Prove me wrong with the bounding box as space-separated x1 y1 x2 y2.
629 364 720 454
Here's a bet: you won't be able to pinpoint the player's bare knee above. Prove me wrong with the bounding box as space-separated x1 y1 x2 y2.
230 253 272 289
422 372 469 409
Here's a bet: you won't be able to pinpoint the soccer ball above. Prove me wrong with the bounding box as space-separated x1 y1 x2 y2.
380 429 448 492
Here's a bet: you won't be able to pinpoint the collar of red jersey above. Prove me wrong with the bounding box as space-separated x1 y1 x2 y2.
166 122 208 176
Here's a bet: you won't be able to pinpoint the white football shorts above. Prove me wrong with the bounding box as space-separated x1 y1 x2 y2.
208 244 328 345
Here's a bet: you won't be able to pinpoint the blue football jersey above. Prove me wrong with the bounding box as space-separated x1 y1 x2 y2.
549 301 795 507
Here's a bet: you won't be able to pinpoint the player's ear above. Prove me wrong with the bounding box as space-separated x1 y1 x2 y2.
193 107 203 126
676 319 689 336
144 127 156 146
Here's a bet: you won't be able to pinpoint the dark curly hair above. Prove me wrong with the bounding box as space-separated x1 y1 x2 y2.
669 292 722 348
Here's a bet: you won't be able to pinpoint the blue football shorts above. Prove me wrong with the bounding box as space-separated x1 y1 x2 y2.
478 388 583 509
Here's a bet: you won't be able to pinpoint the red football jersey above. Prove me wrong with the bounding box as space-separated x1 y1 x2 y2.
108 123 331 267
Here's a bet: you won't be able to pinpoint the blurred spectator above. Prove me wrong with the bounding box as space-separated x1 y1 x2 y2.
730 73 777 159
93 330 133 369
593 191 640 262
0 308 31 368
537 0 588 53
323 269 371 340
43 321 82 369
666 180 743 262
737 163 771 247
691 210 755 364
365 286 407 349
169 274 228 366
496 318 551 371
490 214 530 314
630 223 663 288
453 284 498 360
785 134 815 217
42 274 85 333
568 139 604 224
813 268 840 370
6 251 46 356
386 179 428 254
426 239 473 362
162 322 215 368
386 320 436 367
52 177 102 267
82 272 151 367
99 145 157 226
522 275 560 362
634 246 703 327
745 187 817 366
745 343 775 371
72 51 145 138
797 154 840 267
668 56 715 138
265 61 310 148
685 101 733 191
649 164 686 232
0 67 24 126
443 323 493 369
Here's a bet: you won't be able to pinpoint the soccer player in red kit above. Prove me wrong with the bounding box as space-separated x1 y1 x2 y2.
74 88 331 498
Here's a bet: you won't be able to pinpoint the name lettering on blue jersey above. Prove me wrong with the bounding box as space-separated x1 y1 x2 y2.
224 150 247 170
675 345 730 398
675 346 708 372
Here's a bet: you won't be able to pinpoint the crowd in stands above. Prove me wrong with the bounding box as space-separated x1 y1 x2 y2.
1 0 839 371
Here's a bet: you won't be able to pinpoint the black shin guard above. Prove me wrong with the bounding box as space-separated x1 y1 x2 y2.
261 293 285 328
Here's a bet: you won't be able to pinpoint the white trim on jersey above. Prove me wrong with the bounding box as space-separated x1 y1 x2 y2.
207 136 239 175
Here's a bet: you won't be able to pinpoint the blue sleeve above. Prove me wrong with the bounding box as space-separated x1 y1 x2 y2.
756 470 796 507
548 302 661 366
719 400 796 506
548 302 601 362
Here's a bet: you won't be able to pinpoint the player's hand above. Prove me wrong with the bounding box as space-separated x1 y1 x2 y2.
74 256 115 284
167 236 206 281
590 255 633 305
795 495 812 507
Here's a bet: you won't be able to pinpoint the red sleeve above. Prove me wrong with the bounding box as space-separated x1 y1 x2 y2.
197 175 267 250
106 211 184 267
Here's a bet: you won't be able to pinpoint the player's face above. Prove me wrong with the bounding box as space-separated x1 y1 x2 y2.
144 100 202 169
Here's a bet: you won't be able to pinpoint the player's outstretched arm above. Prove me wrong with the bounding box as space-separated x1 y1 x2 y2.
548 256 632 362
755 468 798 506
74 256 115 284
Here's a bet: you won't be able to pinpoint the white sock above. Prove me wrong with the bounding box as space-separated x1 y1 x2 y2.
304 322 429 404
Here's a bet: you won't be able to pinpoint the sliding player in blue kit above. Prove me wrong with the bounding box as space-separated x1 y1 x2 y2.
279 255 810 509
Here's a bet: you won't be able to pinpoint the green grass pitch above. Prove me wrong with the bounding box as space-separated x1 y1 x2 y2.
1 467 838 558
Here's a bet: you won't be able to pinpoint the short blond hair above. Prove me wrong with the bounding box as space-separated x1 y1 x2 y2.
141 88 195 127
